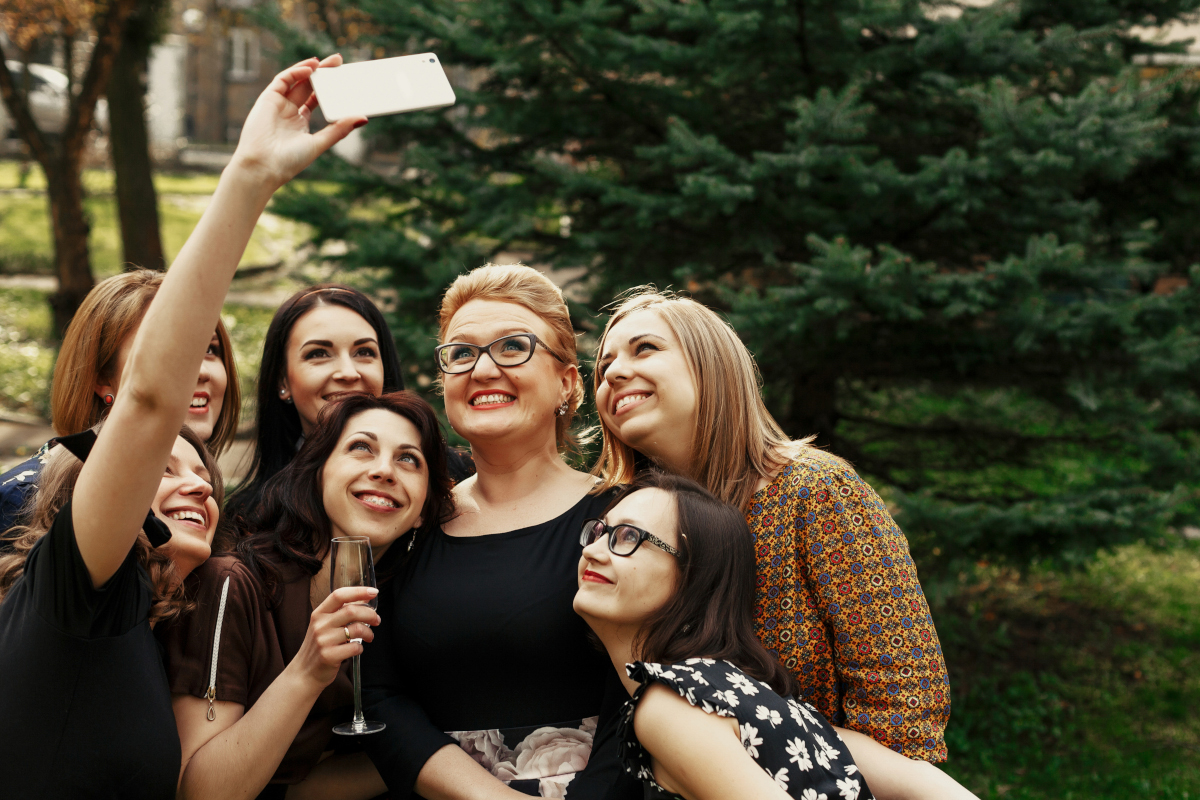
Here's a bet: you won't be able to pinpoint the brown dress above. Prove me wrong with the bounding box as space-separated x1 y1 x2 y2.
158 554 353 786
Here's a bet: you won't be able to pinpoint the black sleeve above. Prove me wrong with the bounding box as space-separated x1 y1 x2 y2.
565 669 643 800
359 580 456 797
25 499 147 638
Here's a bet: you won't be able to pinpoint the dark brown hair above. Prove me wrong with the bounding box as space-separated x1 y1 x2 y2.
235 391 453 601
226 284 405 522
0 424 224 626
619 471 798 698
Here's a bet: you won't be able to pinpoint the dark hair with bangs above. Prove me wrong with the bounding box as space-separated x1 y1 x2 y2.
616 471 797 699
235 391 452 602
226 284 406 523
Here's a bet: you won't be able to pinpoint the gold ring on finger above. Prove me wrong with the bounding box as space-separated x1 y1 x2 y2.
344 626 352 642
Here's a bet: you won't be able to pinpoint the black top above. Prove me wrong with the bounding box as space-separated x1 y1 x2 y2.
620 659 873 800
361 489 640 799
0 499 180 799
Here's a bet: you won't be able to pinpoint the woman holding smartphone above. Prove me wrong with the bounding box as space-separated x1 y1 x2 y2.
0 52 361 798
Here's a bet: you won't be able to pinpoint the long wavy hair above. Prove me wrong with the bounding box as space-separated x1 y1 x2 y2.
616 471 798 698
0 424 225 626
235 392 453 602
51 269 240 454
226 284 406 523
592 289 811 510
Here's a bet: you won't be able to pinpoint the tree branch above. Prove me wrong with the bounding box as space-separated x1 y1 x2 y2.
66 0 140 153
0 52 50 166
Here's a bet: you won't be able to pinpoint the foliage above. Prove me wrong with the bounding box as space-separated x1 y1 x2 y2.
264 0 1200 573
938 543 1200 797
0 288 55 417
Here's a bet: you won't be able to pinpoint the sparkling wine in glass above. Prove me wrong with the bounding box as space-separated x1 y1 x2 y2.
330 536 385 735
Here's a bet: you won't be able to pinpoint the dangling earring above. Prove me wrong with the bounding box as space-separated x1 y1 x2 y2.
555 401 568 417
103 394 114 406
279 388 293 405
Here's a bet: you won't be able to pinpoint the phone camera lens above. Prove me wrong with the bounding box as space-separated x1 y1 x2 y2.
429 58 435 62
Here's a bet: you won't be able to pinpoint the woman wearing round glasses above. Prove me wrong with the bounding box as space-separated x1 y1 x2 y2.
575 473 978 800
360 263 639 799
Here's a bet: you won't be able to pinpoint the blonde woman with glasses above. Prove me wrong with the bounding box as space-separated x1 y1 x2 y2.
591 289 952 776
359 264 640 800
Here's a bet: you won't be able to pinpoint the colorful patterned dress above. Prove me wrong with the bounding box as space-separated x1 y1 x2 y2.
746 448 950 761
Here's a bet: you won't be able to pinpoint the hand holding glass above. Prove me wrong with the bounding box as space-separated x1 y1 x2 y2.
330 536 385 735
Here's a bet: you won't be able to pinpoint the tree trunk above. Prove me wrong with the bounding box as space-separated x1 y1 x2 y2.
44 152 95 336
108 39 164 270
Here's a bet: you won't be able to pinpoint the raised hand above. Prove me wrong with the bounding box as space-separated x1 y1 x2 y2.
230 54 368 190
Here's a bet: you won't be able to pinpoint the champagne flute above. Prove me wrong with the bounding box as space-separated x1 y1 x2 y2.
330 536 386 735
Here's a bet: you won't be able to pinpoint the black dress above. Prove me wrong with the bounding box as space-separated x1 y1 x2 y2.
361 490 640 799
620 659 874 800
0 499 180 799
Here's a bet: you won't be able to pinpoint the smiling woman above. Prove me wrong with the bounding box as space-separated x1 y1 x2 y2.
226 284 406 527
0 269 239 535
359 264 641 800
158 392 455 800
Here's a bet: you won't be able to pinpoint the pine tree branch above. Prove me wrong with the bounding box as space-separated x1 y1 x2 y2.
837 412 1118 445
510 3 667 140
793 0 813 78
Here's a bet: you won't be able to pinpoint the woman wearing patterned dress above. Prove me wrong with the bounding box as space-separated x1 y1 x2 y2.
574 471 977 800
591 290 952 764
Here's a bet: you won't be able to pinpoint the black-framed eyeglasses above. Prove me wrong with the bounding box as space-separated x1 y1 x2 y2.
580 518 681 557
435 333 564 375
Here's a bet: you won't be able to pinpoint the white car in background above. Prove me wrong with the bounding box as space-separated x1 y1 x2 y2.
0 61 108 140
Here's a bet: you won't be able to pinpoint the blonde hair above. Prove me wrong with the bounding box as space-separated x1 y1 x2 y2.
0 424 224 626
437 264 582 451
591 288 812 510
50 270 240 454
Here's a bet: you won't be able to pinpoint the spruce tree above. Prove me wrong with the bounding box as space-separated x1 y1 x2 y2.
269 0 1200 573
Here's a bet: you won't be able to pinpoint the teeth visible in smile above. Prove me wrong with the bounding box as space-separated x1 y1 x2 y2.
359 494 398 509
170 510 205 525
471 393 514 406
616 393 649 412
190 397 208 408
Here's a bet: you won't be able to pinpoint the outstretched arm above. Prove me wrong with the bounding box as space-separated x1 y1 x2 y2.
71 56 364 588
633 684 791 800
833 727 978 800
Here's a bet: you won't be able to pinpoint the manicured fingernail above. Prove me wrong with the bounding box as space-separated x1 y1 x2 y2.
367 586 378 594
353 119 368 129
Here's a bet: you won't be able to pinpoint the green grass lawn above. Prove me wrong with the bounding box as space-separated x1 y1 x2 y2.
0 161 320 277
938 543 1200 798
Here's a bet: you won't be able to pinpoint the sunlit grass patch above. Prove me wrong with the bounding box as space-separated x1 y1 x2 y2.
940 543 1200 798
0 287 55 416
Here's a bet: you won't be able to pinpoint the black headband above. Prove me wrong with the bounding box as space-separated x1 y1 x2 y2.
57 430 173 548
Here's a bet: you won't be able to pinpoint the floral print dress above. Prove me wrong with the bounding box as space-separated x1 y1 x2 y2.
619 659 873 800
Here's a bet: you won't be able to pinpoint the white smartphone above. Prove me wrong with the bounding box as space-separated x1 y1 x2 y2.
310 54 456 121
